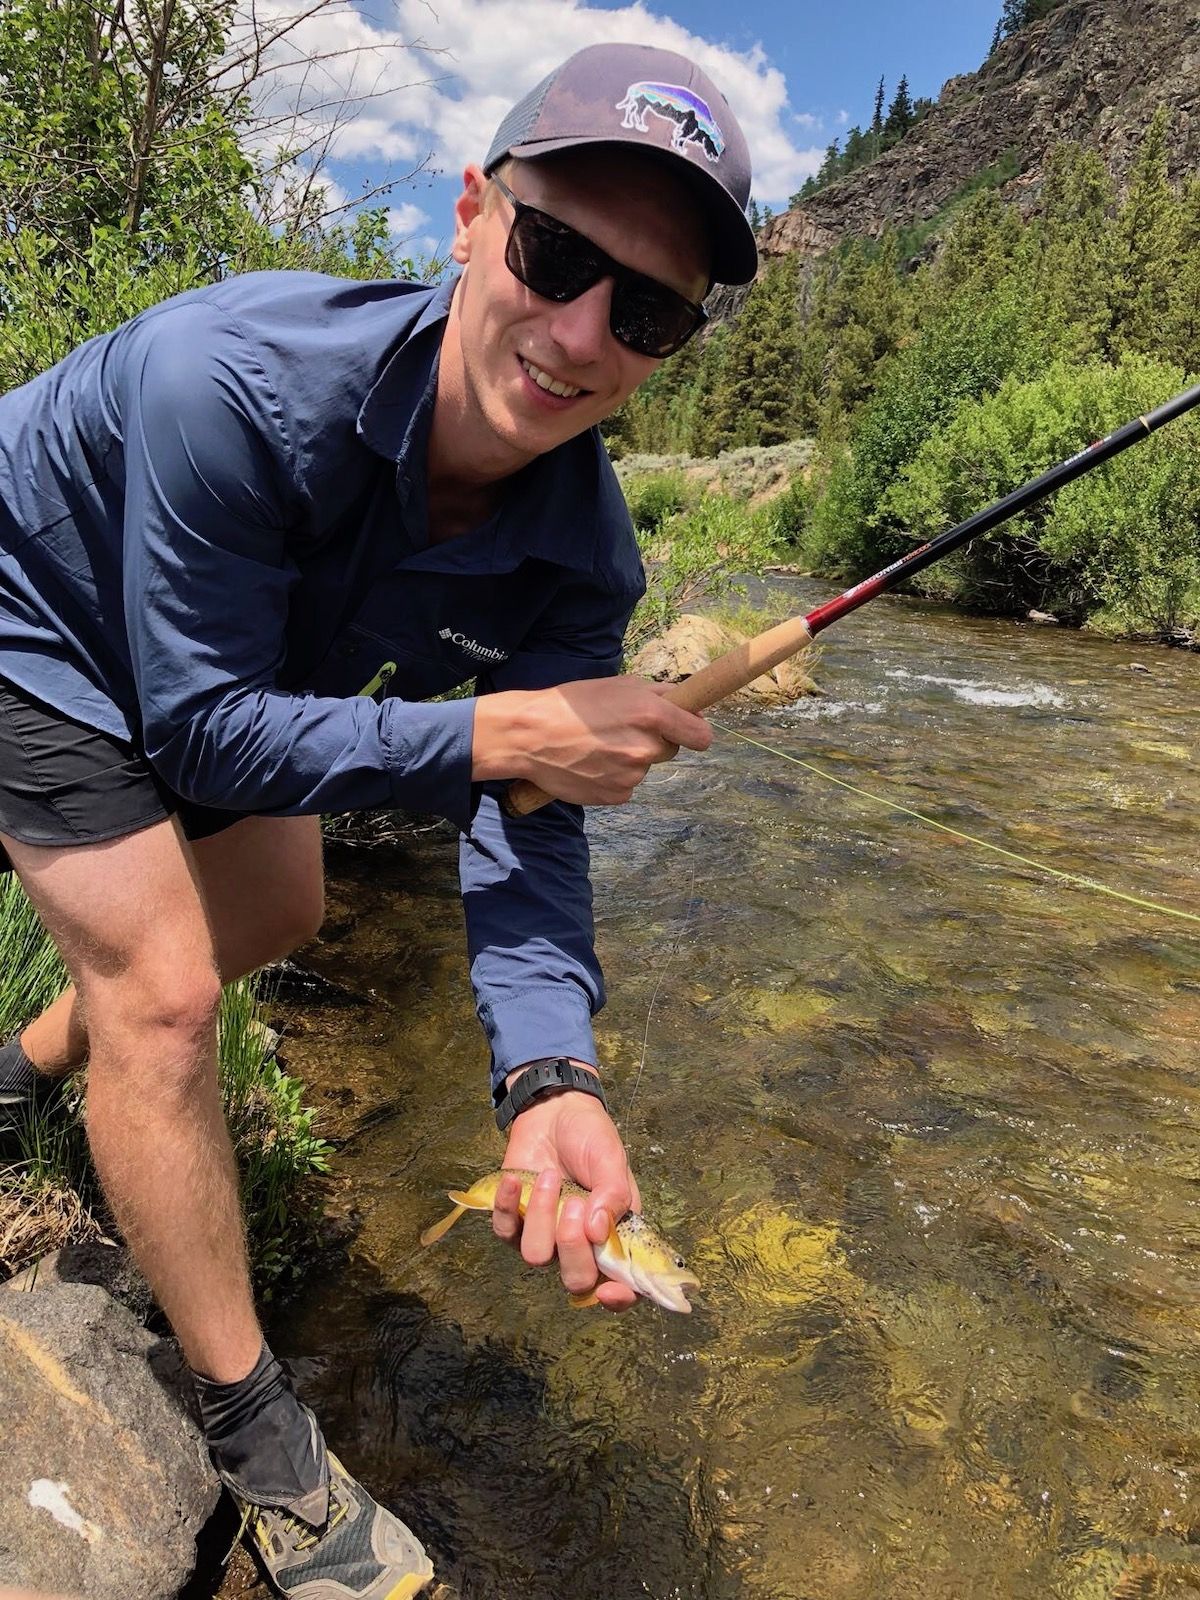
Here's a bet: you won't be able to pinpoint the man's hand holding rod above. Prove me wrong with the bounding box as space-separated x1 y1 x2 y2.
472 676 713 806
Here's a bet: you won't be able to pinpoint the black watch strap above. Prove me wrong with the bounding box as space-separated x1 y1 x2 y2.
494 1058 607 1132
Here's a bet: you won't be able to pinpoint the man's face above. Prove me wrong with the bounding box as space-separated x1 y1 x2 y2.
444 147 711 465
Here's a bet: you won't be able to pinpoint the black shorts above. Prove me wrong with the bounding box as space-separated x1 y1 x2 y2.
0 677 247 873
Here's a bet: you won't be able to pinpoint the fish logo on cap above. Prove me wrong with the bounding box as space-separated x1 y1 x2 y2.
615 81 725 164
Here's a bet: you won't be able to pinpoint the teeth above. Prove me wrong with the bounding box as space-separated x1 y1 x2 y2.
521 357 583 399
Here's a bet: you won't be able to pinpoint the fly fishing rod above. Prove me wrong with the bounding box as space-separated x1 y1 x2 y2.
503 380 1200 817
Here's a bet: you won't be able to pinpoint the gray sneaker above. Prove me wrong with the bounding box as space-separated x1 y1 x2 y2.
237 1450 436 1600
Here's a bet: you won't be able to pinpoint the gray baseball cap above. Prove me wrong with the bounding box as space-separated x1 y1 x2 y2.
483 42 758 286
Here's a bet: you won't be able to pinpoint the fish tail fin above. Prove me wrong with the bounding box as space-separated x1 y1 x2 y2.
419 1202 468 1247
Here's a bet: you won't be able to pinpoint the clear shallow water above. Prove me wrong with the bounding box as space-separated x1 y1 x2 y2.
271 586 1200 1600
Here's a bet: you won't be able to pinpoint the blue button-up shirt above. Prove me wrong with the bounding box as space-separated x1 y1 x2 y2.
0 272 646 1095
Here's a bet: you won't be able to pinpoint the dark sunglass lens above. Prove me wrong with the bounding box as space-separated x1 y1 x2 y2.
508 209 602 302
612 278 699 358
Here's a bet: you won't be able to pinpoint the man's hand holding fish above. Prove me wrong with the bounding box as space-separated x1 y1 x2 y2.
492 1066 643 1311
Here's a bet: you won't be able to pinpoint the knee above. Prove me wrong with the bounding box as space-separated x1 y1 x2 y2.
85 963 223 1064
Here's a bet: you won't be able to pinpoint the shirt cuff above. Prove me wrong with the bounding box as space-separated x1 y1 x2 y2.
381 695 476 830
481 986 599 1104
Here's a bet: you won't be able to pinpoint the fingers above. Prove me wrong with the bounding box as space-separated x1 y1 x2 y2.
651 696 712 754
490 1164 640 1313
491 1170 525 1248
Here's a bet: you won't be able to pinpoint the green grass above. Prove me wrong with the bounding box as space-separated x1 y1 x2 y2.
0 881 332 1292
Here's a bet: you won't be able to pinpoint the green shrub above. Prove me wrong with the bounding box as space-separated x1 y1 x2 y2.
759 476 813 547
803 276 1049 579
878 354 1200 632
622 470 693 532
628 491 783 655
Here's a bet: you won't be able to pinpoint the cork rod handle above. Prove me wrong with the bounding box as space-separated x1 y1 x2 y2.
501 614 814 818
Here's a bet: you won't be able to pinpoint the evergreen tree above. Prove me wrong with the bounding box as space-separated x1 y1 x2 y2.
1164 175 1200 372
884 76 915 142
748 197 762 230
1110 106 1181 358
816 140 843 188
1025 143 1117 360
872 76 886 157
707 255 802 450
999 0 1068 37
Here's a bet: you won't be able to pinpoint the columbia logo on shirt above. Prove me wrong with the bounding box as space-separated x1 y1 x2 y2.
438 627 509 665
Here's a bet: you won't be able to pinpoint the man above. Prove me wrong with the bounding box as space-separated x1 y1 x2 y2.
0 40 757 1599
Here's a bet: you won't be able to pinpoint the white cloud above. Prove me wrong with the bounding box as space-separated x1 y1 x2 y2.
245 0 821 207
386 200 430 237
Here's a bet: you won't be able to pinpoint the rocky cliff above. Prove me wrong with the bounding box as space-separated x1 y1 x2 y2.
715 0 1200 316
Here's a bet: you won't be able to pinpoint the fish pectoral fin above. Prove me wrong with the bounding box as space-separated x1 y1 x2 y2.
419 1203 468 1246
606 1225 627 1261
568 1289 601 1309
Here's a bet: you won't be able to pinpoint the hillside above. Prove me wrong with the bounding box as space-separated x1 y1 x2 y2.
738 0 1200 291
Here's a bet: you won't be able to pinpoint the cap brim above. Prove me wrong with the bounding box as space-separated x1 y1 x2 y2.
505 136 759 287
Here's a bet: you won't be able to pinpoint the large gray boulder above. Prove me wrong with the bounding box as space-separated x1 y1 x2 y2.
0 1282 219 1599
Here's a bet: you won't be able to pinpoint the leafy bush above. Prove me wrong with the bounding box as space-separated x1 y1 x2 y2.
877 354 1200 633
622 470 694 532
627 492 783 655
759 476 813 547
803 275 1051 577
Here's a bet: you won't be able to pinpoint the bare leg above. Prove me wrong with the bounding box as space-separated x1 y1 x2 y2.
18 815 324 1075
3 816 324 1383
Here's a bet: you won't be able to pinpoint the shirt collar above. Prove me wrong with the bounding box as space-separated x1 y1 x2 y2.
356 274 612 576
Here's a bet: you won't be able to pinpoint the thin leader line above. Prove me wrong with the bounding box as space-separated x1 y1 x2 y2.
712 720 1200 928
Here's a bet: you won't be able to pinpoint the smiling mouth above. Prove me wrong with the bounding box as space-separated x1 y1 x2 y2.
519 356 589 399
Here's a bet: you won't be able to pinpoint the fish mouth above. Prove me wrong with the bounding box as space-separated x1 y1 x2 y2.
653 1273 701 1314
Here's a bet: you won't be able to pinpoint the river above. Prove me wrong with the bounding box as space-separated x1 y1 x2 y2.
264 581 1200 1600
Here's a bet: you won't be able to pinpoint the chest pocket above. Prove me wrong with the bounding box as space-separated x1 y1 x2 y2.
292 564 562 703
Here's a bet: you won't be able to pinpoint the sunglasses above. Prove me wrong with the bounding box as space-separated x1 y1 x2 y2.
491 173 708 359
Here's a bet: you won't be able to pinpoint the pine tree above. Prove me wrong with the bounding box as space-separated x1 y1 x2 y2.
883 76 915 142
1110 106 1181 357
748 197 762 230
1165 175 1200 372
707 255 802 449
1026 143 1116 360
872 76 886 158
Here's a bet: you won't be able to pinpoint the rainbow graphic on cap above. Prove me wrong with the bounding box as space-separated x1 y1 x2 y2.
615 81 725 164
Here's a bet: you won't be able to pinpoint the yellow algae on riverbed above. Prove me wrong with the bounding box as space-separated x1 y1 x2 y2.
693 1202 852 1312
738 987 837 1033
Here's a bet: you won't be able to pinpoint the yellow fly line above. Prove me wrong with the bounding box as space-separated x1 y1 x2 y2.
711 721 1200 930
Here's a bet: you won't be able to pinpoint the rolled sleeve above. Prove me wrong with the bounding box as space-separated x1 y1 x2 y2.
120 303 475 822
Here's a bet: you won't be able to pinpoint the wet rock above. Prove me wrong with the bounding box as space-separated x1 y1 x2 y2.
0 1282 219 1599
257 958 369 1008
4 1241 154 1324
1128 661 1152 673
630 613 817 706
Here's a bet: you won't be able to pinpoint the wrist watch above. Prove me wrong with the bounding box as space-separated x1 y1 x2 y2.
494 1057 608 1132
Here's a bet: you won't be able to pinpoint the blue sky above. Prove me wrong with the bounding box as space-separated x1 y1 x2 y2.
285 0 1004 264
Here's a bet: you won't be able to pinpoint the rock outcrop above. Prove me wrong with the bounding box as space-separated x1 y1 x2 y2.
711 0 1200 322
0 1280 218 1600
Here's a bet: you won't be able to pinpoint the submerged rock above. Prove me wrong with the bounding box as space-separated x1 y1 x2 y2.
0 1282 218 1599
630 612 818 707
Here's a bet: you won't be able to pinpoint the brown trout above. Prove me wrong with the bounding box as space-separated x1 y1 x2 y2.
420 1168 700 1312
